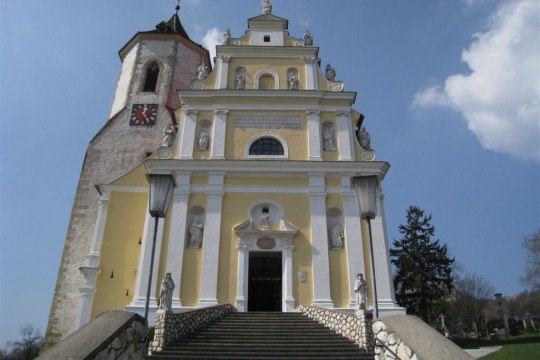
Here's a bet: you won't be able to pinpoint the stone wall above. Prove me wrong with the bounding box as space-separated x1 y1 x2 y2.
149 304 235 353
372 315 474 360
296 305 374 351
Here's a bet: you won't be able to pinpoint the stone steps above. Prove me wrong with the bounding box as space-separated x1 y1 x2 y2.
147 311 374 360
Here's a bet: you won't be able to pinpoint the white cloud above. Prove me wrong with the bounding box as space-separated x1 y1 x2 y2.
201 27 222 65
413 0 540 162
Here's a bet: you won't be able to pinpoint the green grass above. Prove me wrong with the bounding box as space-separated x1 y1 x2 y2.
453 332 540 360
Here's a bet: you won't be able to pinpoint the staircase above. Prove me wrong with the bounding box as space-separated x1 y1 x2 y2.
147 311 374 360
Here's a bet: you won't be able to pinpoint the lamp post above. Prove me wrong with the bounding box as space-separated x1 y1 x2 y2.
494 293 509 340
352 175 379 318
144 174 175 323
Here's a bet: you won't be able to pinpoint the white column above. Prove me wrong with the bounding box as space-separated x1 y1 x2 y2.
216 55 230 89
371 187 400 312
165 173 191 308
283 243 296 311
77 190 110 329
197 172 225 307
303 56 318 90
235 242 249 311
177 109 198 159
336 111 355 161
309 175 334 308
306 109 322 161
211 109 228 159
128 211 165 310
341 176 366 309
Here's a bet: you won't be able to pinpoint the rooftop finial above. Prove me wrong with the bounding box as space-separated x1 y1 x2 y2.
262 0 272 15
175 0 180 14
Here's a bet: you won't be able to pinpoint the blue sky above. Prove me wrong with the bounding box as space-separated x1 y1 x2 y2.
0 0 538 345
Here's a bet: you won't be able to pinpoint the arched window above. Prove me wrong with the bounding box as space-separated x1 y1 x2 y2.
142 62 159 92
249 137 284 156
259 75 275 90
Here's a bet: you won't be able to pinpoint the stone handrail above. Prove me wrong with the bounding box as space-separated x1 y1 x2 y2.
296 305 374 351
372 315 475 360
37 311 146 360
149 304 236 353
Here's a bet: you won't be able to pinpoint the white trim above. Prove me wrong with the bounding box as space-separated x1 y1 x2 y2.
308 175 334 308
197 174 225 307
254 69 280 90
336 111 354 161
145 159 390 178
211 109 228 159
189 185 345 194
306 110 322 161
179 89 356 102
177 109 198 159
215 56 229 90
245 133 289 159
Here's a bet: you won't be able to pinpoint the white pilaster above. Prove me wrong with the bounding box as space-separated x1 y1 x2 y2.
341 176 366 309
127 211 165 310
77 190 110 329
197 173 225 307
371 187 403 314
309 175 334 308
283 243 296 311
306 109 322 161
178 109 198 159
235 243 249 311
165 173 191 308
211 109 228 159
216 55 230 89
336 111 355 161
304 56 318 90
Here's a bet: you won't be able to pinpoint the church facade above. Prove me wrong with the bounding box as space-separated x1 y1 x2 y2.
45 1 403 345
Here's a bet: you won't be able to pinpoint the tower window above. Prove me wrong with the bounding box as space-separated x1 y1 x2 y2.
264 35 271 42
143 62 159 92
249 138 284 156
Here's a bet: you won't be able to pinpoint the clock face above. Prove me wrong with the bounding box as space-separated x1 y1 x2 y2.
130 104 158 126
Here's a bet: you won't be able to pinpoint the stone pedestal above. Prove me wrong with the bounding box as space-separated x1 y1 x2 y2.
356 310 375 352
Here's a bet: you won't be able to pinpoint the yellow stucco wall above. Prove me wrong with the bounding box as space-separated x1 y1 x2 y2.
91 191 146 318
217 192 313 307
225 111 308 160
228 58 306 90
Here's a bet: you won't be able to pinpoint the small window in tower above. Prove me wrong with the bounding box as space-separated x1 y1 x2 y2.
249 137 284 156
264 35 271 43
143 62 159 92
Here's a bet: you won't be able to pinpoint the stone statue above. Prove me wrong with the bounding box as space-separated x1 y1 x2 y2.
303 30 313 46
262 0 272 15
198 129 209 151
261 211 270 230
323 127 336 151
235 68 246 89
358 126 372 150
354 273 368 310
158 273 175 311
325 64 336 81
223 29 231 45
189 220 204 248
288 73 299 90
162 124 176 147
330 222 344 249
197 61 208 80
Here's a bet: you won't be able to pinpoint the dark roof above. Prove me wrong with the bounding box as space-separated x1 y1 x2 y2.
148 13 191 40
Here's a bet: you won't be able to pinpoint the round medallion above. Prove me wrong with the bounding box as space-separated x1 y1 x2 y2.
257 237 276 250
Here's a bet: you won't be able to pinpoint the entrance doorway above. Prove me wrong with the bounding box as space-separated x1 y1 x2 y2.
248 252 282 311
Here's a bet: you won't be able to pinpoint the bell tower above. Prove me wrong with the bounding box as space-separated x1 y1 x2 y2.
43 5 210 349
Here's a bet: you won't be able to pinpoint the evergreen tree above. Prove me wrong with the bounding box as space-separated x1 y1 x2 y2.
390 206 454 322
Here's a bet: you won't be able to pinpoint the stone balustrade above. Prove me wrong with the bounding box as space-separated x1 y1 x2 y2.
149 304 236 353
295 305 374 351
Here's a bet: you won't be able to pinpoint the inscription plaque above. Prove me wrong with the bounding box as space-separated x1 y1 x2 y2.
232 114 302 130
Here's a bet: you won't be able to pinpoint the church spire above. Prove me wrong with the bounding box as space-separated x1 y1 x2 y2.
152 1 191 40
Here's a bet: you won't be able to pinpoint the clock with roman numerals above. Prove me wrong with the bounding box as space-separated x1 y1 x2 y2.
130 104 158 126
